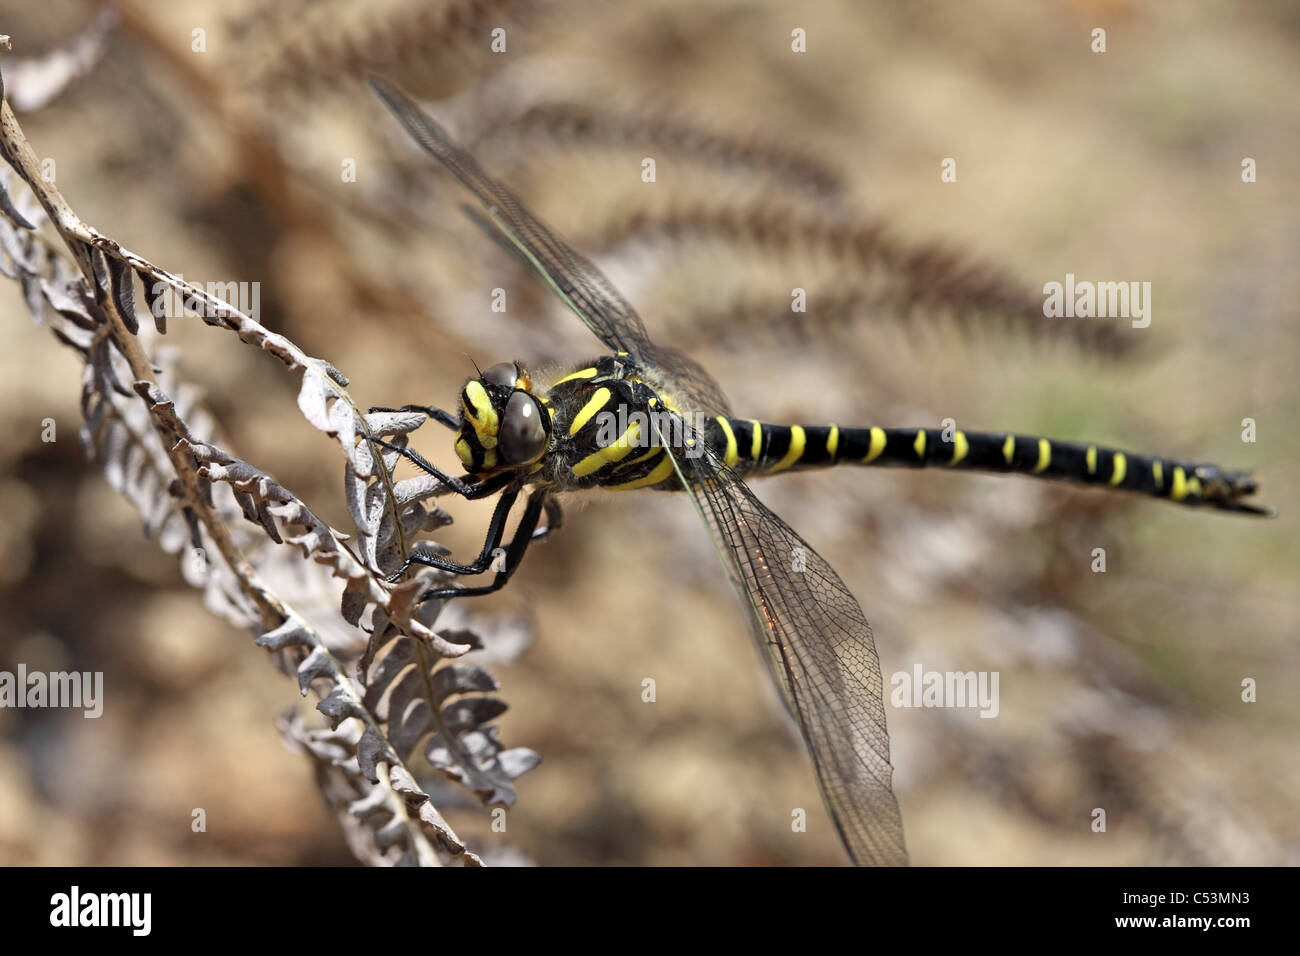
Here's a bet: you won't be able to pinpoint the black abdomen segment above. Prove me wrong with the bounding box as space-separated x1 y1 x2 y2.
706 419 1265 513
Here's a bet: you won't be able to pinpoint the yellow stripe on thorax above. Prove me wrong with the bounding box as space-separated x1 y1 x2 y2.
716 417 739 467
826 425 840 461
572 421 643 478
863 427 886 463
552 366 599 386
569 387 611 436
615 444 663 470
605 450 674 490
749 420 762 461
766 426 806 473
1032 438 1051 474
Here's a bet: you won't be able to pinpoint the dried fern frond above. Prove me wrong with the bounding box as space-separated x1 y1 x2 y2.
584 199 1131 356
227 0 536 98
0 59 536 866
468 100 848 202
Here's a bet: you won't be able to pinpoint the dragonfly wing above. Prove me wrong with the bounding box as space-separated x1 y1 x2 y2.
639 342 732 418
371 78 652 359
660 421 908 866
372 79 734 417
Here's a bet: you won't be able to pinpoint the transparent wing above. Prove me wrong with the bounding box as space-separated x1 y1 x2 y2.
372 78 653 358
660 420 907 866
371 79 733 417
637 343 733 418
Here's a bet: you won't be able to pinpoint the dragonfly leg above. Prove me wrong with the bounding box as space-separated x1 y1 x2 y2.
367 434 531 580
388 483 522 582
421 489 549 600
364 436 501 499
534 497 564 541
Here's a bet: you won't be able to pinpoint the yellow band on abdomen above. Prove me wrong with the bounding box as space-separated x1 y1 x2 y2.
716 417 739 467
1109 452 1126 486
1032 438 1051 474
767 426 806 473
948 431 968 466
863 427 886 463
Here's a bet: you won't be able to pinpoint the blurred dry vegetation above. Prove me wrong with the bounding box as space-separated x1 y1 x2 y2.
0 0 1297 865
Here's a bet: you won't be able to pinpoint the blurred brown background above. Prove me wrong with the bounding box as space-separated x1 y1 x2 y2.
0 0 1296 865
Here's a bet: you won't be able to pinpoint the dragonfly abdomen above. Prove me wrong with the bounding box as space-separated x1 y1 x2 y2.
708 418 1263 513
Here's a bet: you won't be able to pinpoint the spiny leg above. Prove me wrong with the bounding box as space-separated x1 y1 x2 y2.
365 432 523 583
536 496 564 541
422 489 550 600
388 483 523 582
366 432 560 591
365 435 508 499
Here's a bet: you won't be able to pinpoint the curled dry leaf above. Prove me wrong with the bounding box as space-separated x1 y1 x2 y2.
0 73 538 865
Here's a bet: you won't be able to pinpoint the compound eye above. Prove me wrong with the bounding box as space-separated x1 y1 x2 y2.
482 362 519 389
499 391 548 464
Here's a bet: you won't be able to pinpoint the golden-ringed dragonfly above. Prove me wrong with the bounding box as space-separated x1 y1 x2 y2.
368 79 1271 867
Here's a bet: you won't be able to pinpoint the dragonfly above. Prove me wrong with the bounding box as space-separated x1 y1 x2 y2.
367 78 1270 866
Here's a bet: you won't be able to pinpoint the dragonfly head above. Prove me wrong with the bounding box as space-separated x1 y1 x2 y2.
454 362 551 474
